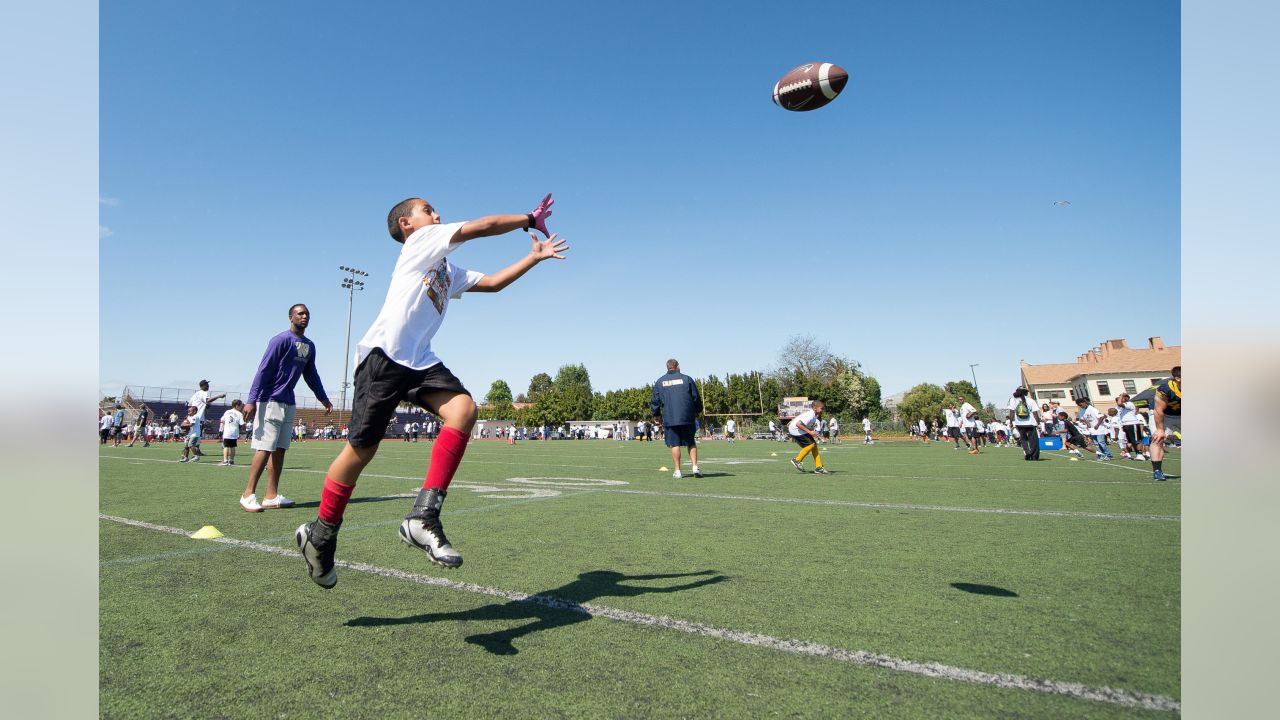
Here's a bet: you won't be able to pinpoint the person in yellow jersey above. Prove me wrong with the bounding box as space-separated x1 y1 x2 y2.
1150 366 1181 482
788 401 830 475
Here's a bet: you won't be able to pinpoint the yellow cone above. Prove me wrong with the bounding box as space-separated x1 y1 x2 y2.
658 466 669 472
190 525 224 540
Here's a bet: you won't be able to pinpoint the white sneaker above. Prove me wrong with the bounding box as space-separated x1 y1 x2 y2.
672 470 682 479
691 466 702 478
240 494 263 513
261 495 295 509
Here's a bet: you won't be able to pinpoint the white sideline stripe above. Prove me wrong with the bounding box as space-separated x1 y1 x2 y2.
99 455 1178 520
595 489 1179 522
98 513 1180 713
1041 452 1164 475
99 453 1169 487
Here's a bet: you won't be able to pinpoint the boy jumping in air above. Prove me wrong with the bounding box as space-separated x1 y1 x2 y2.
296 194 567 588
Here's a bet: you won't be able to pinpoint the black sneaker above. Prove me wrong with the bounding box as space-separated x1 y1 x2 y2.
296 519 339 589
813 467 831 475
400 488 462 568
790 459 807 473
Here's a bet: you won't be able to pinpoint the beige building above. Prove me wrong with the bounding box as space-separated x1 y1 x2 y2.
1020 337 1180 408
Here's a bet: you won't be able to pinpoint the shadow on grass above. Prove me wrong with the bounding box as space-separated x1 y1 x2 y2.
950 582 1019 597
346 569 728 655
290 495 410 510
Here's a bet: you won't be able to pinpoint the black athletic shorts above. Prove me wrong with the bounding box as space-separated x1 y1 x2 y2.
1123 424 1144 445
664 424 696 448
348 348 470 448
790 433 816 449
947 427 960 438
222 438 237 448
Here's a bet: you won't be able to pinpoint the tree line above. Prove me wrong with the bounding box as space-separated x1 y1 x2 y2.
475 335 888 431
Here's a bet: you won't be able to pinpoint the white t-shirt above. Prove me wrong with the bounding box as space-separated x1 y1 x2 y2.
189 390 211 421
959 402 977 428
356 222 486 370
829 418 838 431
788 410 818 437
918 419 926 432
1118 401 1141 425
725 419 736 433
944 408 959 428
100 414 114 430
768 421 776 431
221 409 244 439
1008 396 1037 426
862 418 871 431
1077 405 1102 432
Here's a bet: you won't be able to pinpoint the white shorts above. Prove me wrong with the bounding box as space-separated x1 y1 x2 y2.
251 401 297 452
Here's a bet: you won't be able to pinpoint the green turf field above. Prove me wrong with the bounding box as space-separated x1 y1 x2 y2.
100 438 1180 718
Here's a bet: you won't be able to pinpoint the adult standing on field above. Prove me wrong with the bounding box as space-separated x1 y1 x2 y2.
1149 366 1181 482
1009 387 1043 460
182 381 226 462
127 404 151 447
651 358 704 479
957 395 980 454
240 304 332 512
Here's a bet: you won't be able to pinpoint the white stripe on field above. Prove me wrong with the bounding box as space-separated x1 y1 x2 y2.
593 489 1179 522
1040 452 1168 475
98 513 1180 713
99 455 1178 521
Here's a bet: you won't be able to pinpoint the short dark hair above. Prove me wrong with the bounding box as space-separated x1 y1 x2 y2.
387 198 419 243
1075 397 1089 405
1013 387 1028 398
666 358 679 371
1170 365 1181 378
289 303 307 316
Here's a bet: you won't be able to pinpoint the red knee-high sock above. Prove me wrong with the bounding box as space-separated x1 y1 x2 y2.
424 426 469 490
318 478 355 525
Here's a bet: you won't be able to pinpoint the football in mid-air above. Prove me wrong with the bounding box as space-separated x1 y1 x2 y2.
772 62 848 112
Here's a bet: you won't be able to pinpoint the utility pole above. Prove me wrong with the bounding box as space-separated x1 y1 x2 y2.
339 266 368 424
969 363 980 402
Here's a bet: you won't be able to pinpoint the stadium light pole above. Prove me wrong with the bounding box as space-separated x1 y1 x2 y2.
339 266 368 423
969 363 980 400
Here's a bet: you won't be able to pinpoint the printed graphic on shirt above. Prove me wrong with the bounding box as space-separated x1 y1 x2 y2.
293 340 310 361
423 261 452 314
662 378 685 387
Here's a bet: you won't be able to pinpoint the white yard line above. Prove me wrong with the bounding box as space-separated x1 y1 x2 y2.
100 453 1170 486
98 514 1180 713
594 488 1179 522
1040 451 1173 475
100 456 1178 521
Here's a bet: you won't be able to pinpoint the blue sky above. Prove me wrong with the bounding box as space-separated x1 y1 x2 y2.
100 0 1180 405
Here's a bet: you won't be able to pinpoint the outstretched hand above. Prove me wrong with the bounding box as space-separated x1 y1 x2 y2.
529 193 554 238
530 232 569 261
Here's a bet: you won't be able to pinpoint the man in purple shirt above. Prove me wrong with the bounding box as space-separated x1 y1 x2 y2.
239 304 332 512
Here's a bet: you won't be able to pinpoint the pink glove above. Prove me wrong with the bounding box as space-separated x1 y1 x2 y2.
529 193 554 238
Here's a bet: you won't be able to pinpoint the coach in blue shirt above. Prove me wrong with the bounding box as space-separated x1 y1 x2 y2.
651 358 704 479
238 303 332 512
